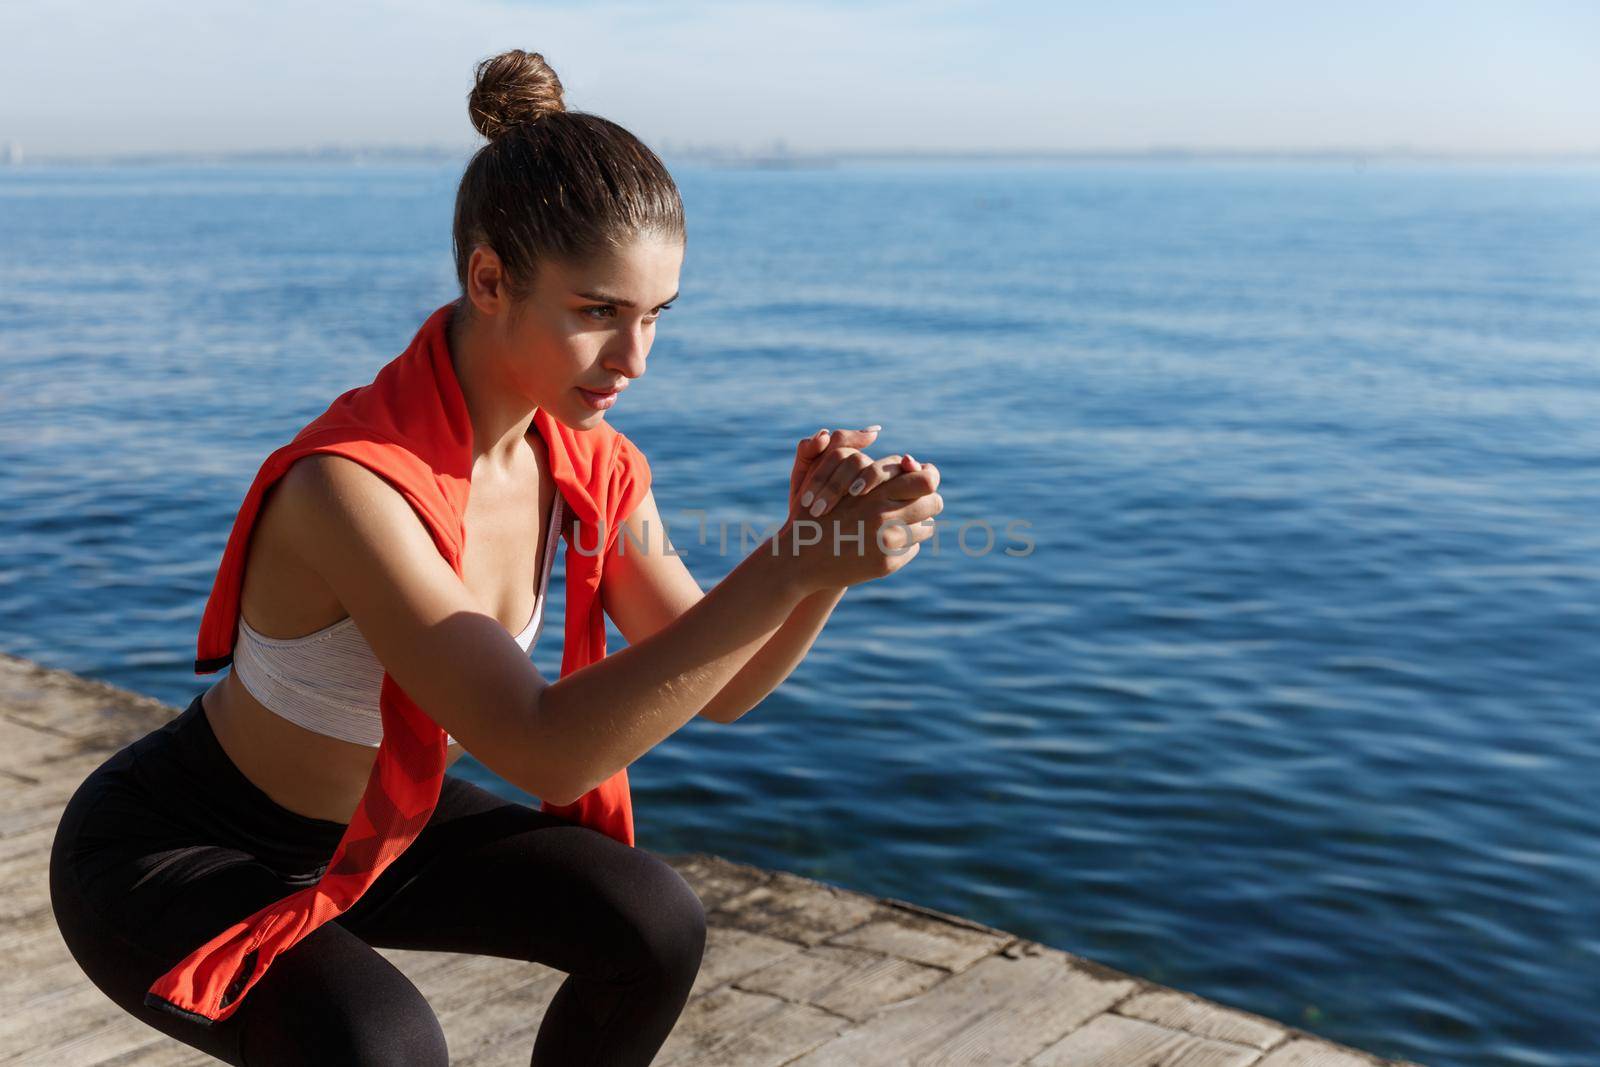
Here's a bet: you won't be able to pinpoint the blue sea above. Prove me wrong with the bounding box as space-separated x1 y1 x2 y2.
2 159 1597 1067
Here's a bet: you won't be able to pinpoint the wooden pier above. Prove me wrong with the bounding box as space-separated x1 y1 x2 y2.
0 651 1421 1065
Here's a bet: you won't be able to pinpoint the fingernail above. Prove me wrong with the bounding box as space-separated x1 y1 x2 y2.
801 490 813 507
863 424 881 432
809 496 826 517
849 478 865 495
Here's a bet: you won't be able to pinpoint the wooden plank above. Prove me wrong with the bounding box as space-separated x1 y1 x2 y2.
0 764 82 819
826 908 1011 972
733 942 948 1022
1257 1038 1393 1067
691 923 809 998
663 851 775 911
0 803 65 841
1116 989 1288 1049
0 653 175 747
108 1042 214 1065
0 975 139 1057
429 965 563 1066
374 948 555 1065
2 954 100 1015
710 870 879 946
1032 1012 1264 1067
0 714 73 777
0 823 52 866
654 986 850 1067
0 925 78 1003
15 1005 195 1066
786 949 1138 1066
419 954 557 1019
373 944 488 986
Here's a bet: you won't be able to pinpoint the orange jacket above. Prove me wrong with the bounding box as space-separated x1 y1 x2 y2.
144 301 652 1027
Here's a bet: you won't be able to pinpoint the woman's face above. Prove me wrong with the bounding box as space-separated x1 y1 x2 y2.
484 236 683 429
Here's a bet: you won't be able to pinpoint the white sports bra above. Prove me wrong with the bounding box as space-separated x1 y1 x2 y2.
231 494 564 747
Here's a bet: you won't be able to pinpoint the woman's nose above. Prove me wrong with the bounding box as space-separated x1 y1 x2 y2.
608 327 650 378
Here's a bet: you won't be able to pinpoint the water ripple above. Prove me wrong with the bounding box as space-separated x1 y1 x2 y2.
4 161 1598 1067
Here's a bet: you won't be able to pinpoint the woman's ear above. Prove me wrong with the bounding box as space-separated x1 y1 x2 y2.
466 245 509 316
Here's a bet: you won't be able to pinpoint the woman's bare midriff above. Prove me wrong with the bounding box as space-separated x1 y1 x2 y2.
201 434 556 826
201 674 471 824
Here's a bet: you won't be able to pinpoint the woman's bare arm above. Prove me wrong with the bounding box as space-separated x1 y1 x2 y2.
277 453 819 804
693 584 848 723
542 451 941 784
600 486 849 724
531 528 819 798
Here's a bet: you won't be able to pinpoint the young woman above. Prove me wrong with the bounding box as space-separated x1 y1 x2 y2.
48 48 942 1066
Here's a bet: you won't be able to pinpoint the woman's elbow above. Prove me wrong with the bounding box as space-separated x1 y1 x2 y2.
539 783 586 807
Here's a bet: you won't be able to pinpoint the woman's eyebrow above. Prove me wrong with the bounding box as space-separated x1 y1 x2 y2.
574 289 680 308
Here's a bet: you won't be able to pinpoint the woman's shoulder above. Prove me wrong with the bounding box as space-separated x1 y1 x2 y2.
272 453 409 539
269 452 452 587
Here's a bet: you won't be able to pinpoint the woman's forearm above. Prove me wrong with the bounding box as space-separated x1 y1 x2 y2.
529 531 815 803
695 584 848 724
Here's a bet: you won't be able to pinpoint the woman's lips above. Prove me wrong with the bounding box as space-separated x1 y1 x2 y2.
577 386 618 410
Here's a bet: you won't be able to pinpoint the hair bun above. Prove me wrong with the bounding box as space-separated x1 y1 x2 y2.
469 49 566 140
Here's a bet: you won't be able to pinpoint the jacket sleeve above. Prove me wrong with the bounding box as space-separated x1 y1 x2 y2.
605 431 653 555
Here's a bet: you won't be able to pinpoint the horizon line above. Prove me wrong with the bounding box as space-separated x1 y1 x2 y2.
5 143 1600 168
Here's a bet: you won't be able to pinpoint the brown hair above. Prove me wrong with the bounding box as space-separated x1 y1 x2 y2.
452 49 684 313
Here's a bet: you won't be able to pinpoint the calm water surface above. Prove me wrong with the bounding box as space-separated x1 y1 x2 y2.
2 160 1597 1067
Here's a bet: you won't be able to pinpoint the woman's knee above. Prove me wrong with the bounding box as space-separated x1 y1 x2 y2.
606 851 707 983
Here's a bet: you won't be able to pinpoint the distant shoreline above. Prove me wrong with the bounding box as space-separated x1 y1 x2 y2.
5 145 1599 168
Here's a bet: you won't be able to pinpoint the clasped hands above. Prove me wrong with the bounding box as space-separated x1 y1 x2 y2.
780 425 943 589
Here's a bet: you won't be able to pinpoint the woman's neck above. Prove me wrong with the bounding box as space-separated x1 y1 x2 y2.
447 303 541 476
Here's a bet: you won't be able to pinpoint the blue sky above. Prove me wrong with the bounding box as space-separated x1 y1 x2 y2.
2 0 1596 157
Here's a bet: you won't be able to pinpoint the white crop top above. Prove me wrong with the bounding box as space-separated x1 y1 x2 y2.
232 494 563 747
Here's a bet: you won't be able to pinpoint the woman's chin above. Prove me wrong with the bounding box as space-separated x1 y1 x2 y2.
545 397 606 432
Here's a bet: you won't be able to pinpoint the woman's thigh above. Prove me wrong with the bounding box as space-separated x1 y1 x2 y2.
338 774 707 984
51 841 449 1065
48 725 450 1067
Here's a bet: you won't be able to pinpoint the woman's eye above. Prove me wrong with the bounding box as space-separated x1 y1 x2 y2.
584 303 672 322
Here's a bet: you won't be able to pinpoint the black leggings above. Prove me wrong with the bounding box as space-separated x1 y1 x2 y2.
48 690 706 1065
